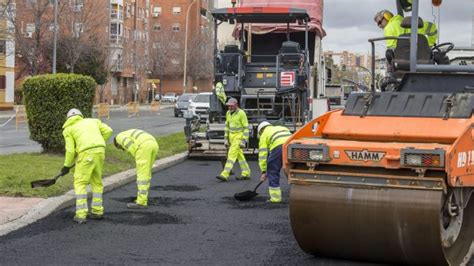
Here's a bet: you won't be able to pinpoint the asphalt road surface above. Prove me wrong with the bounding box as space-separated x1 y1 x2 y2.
0 160 380 265
0 106 183 155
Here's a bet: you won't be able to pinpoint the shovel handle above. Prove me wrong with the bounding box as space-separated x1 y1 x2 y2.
253 180 264 192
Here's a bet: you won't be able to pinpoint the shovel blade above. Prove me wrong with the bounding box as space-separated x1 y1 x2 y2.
31 179 56 188
234 190 258 201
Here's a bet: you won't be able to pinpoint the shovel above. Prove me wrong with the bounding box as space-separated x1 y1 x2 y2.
234 180 264 201
31 165 74 188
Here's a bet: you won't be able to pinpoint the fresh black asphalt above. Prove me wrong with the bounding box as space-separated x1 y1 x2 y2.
0 160 379 265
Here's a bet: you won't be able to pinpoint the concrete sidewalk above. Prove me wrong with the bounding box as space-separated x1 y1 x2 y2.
0 152 188 236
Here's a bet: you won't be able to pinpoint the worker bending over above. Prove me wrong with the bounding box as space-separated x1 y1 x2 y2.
62 108 113 224
114 129 159 209
257 121 292 203
216 97 251 181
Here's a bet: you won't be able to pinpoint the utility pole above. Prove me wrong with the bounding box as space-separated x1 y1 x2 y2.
52 0 58 74
133 0 138 102
183 0 198 93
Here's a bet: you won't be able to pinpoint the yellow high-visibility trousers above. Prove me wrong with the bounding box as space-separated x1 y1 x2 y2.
73 148 105 219
220 132 250 179
135 140 159 206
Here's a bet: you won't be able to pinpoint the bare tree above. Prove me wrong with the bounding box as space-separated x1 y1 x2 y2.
10 0 53 76
187 28 213 84
149 29 184 95
56 0 108 73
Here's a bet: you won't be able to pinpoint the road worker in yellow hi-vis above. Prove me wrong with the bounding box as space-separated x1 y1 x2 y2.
216 97 251 181
114 129 159 209
257 121 292 203
62 108 113 224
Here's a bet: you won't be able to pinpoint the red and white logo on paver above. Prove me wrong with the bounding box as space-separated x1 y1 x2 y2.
280 71 295 87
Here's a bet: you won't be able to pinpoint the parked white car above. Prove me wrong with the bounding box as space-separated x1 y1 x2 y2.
162 92 178 103
188 92 211 121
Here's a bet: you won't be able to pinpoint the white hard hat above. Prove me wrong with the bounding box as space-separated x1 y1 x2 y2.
257 121 271 136
67 108 83 119
226 97 238 106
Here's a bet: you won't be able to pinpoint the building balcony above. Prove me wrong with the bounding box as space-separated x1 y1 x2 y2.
110 59 123 73
109 34 124 45
110 0 124 5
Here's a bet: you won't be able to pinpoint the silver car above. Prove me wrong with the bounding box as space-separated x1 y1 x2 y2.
174 93 197 117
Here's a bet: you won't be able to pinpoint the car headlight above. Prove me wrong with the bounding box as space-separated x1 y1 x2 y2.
401 148 444 168
288 144 329 162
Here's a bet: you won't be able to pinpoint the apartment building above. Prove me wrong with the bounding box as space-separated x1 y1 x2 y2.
148 0 213 95
107 0 150 104
0 0 14 110
14 0 151 105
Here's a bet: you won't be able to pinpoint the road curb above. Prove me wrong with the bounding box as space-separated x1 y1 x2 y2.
0 152 188 237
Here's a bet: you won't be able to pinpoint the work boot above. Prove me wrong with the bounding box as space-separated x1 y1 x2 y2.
73 216 86 224
89 213 104 220
127 202 148 209
236 176 250 181
215 175 228 182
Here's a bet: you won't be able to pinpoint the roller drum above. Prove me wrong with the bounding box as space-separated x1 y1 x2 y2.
289 184 474 265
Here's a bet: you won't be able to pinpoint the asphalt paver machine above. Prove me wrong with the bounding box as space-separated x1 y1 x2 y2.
283 0 474 265
185 1 325 159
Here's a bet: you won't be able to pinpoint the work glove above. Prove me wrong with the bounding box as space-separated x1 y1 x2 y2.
240 140 247 149
60 166 71 175
224 139 229 148
260 172 267 182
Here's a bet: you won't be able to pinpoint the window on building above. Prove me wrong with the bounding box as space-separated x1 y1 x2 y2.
0 41 5 54
110 23 122 35
152 42 160 49
200 7 207 19
171 59 179 65
152 6 161 17
26 0 37 8
153 24 161 31
0 76 6 89
25 23 35 37
73 22 83 38
172 7 181 15
172 23 180 32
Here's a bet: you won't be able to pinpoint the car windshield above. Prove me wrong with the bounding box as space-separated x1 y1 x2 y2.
194 94 210 103
178 94 194 102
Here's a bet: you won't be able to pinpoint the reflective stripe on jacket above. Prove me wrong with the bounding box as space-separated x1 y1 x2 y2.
224 108 249 141
401 20 438 47
258 126 292 172
115 129 157 157
62 116 113 167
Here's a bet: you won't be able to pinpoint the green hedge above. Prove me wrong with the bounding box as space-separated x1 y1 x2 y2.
23 74 96 153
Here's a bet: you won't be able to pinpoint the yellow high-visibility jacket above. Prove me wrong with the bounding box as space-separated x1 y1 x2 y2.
62 116 113 167
115 129 158 157
258 125 292 172
224 108 249 141
215 82 227 105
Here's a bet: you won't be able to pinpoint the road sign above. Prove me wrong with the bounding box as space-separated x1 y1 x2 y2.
147 79 160 84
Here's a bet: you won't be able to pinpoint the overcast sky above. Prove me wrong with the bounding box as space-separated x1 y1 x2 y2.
323 0 473 55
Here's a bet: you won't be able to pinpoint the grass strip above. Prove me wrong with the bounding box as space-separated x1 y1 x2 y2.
0 132 187 198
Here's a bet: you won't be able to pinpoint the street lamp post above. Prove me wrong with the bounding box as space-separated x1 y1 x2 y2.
183 0 198 93
52 0 58 74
